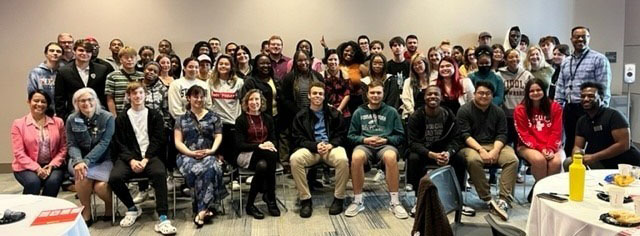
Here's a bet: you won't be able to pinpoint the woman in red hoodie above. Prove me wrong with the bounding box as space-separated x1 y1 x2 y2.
514 78 564 182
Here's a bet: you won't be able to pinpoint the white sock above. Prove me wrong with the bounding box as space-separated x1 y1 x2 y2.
390 192 400 205
354 194 363 203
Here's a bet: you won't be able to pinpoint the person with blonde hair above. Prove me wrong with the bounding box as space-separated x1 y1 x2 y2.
524 45 555 90
105 46 144 117
235 89 280 219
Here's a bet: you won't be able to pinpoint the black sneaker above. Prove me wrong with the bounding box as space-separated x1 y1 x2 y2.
300 199 313 218
329 198 344 215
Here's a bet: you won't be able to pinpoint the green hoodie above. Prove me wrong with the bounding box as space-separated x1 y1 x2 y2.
348 103 404 146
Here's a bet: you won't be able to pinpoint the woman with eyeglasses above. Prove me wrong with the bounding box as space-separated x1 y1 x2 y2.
458 47 477 78
66 88 114 226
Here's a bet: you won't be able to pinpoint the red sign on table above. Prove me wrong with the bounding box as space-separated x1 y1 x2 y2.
31 206 83 226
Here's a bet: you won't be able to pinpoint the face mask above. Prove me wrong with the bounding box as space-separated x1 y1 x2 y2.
478 65 491 74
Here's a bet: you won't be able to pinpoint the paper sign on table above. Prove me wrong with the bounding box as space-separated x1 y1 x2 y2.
31 206 83 226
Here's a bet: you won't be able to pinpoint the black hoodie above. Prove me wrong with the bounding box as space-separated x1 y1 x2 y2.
407 106 459 157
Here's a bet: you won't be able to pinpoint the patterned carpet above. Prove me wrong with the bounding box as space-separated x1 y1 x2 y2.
0 162 532 235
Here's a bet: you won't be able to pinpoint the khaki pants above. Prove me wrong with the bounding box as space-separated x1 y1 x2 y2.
290 147 349 200
459 144 518 202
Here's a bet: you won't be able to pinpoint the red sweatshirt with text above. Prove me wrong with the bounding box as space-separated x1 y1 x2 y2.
514 101 563 152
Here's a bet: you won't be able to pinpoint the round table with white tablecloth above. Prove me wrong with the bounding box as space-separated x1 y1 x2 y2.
526 169 640 236
0 194 89 236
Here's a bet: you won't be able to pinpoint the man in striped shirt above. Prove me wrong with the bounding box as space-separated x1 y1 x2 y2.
105 46 144 117
554 26 612 157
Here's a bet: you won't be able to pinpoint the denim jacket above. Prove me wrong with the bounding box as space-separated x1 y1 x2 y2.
66 109 115 167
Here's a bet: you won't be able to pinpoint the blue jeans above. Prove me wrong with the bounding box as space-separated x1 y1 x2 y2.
14 168 64 197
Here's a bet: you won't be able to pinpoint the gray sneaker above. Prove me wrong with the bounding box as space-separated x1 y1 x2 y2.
345 202 365 217
489 199 510 221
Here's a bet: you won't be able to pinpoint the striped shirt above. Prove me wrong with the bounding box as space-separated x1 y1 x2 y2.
105 70 144 114
554 48 611 105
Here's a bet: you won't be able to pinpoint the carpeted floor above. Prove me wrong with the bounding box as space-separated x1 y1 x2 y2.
0 161 533 235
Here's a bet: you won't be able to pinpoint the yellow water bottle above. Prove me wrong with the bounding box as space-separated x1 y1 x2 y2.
569 150 586 201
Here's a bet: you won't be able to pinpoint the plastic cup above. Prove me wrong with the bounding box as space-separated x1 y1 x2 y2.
608 186 626 208
619 164 632 176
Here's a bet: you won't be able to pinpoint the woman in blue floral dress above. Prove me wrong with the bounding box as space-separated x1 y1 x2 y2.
174 85 227 227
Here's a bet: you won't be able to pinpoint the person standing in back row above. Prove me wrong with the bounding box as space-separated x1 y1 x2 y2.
554 26 612 158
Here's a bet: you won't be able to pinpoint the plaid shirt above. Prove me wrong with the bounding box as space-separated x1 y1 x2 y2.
554 48 611 105
144 79 171 129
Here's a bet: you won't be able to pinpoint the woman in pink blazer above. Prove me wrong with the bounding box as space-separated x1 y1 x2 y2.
11 89 67 196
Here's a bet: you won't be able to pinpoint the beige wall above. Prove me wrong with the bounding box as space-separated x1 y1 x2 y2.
625 0 640 140
0 0 627 164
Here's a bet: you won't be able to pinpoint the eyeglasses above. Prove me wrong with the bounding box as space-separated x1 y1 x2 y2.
475 91 493 97
78 98 94 103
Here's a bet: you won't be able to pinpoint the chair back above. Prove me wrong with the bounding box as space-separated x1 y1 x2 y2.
484 215 526 236
428 165 463 216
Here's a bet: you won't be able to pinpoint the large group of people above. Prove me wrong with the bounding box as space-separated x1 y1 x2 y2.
12 25 640 234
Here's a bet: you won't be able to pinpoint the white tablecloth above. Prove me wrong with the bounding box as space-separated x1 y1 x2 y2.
526 170 640 236
0 194 89 236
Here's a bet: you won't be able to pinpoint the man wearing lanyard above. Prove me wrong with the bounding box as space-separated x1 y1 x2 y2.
554 26 611 157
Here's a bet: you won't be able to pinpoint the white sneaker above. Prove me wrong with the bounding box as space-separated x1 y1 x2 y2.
389 203 409 219
246 176 254 184
344 202 365 217
373 169 385 182
133 190 149 204
232 181 240 191
154 220 177 235
405 184 413 192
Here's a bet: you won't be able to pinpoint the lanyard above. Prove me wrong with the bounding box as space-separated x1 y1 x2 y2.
567 50 589 103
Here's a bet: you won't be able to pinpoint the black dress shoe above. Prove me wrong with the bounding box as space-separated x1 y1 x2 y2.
266 200 281 216
329 198 344 215
299 199 313 218
245 205 265 219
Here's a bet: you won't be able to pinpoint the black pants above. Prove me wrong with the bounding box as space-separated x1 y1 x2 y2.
109 158 168 216
563 103 585 156
407 151 467 195
247 149 278 206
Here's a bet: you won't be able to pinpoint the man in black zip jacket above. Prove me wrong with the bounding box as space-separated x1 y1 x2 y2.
108 82 176 233
406 86 467 216
290 82 349 218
